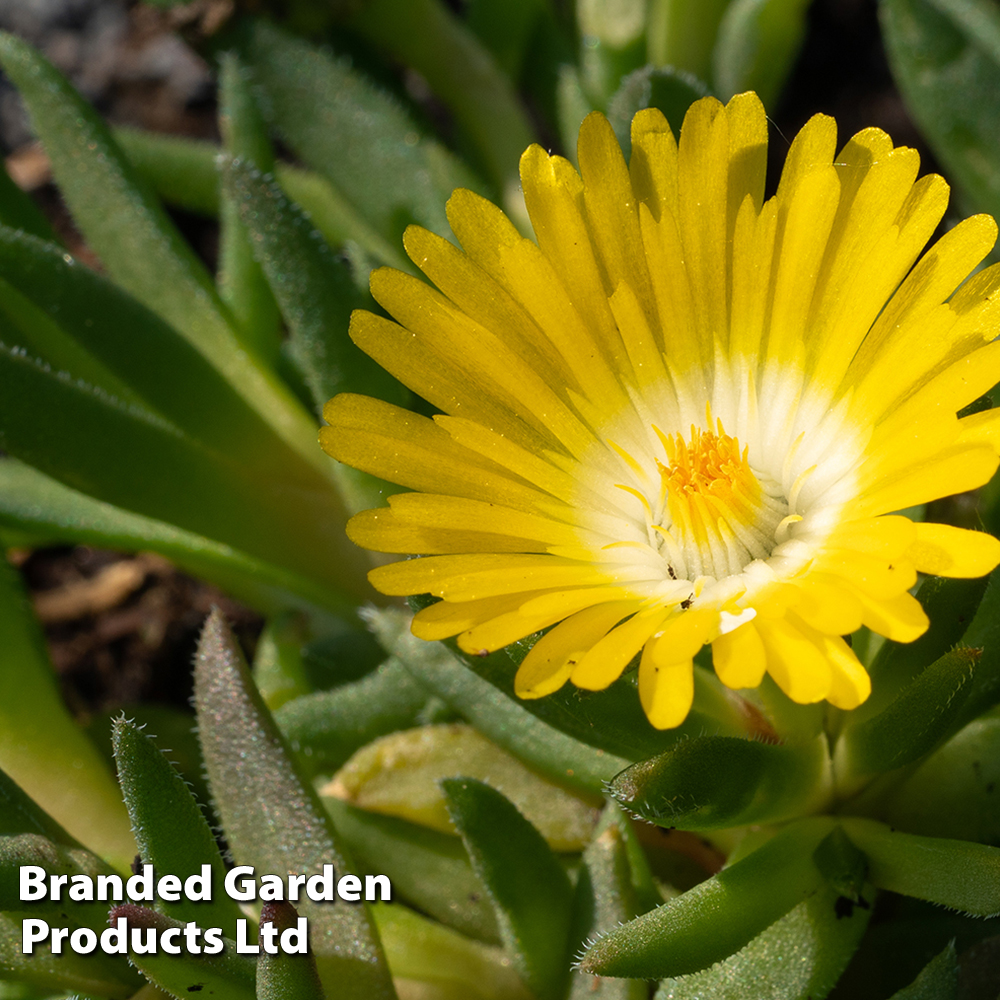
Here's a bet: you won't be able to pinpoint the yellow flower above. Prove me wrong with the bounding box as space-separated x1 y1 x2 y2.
321 93 1000 729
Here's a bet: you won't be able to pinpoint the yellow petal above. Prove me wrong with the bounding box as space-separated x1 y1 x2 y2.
711 621 767 689
818 634 871 709
792 577 864 636
757 617 832 704
908 523 1000 578
320 394 547 510
570 606 671 690
370 553 621 601
515 601 640 698
855 590 929 644
638 645 695 730
412 592 536 641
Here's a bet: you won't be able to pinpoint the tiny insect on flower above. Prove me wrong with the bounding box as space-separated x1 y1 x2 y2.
321 93 1000 729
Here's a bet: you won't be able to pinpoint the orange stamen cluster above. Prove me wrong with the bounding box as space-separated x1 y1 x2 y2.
654 422 785 578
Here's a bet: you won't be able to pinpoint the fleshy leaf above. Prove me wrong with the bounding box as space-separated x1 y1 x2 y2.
878 715 1000 841
217 53 282 367
0 348 371 608
368 607 630 796
712 0 812 107
579 818 835 979
0 833 117 931
0 555 134 869
0 912 139 999
109 905 255 1000
276 659 439 777
253 612 312 713
0 32 323 472
371 903 531 1000
648 0 732 79
256 902 326 1000
610 734 832 830
322 797 500 944
222 157 407 413
442 777 575 1000
111 718 243 936
653 883 872 1000
880 0 1000 222
887 943 958 1000
113 127 411 271
834 648 978 791
193 610 396 1000
0 458 355 622
569 806 649 1000
0 226 312 479
348 0 535 207
0 766 79 843
326 724 599 851
236 19 482 245
841 818 1000 915
813 826 869 905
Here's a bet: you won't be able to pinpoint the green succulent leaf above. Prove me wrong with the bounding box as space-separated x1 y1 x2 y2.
878 715 1000 842
222 156 408 414
236 20 483 246
256 902 326 1000
711 0 811 107
648 0 732 80
653 882 873 1000
322 797 501 944
0 227 308 479
569 805 649 1000
330 723 598 850
376 606 755 781
606 65 710 151
949 567 1000 729
834 647 978 790
0 162 55 242
0 32 323 473
193 609 396 1000
111 718 243 936
467 0 548 80
578 817 835 979
441 777 574 1000
368 607 629 796
0 769 79 844
112 127 411 271
610 734 831 830
812 826 869 905
0 265 141 407
109 905 255 1000
0 912 139 999
372 903 531 1000
0 347 373 607
253 612 312 713
576 0 648 108
217 53 283 367
887 943 958 1000
276 658 438 778
0 833 117 931
0 459 355 623
0 555 134 869
841 818 1000 916
880 0 1000 222
858 575 990 726
347 0 534 210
